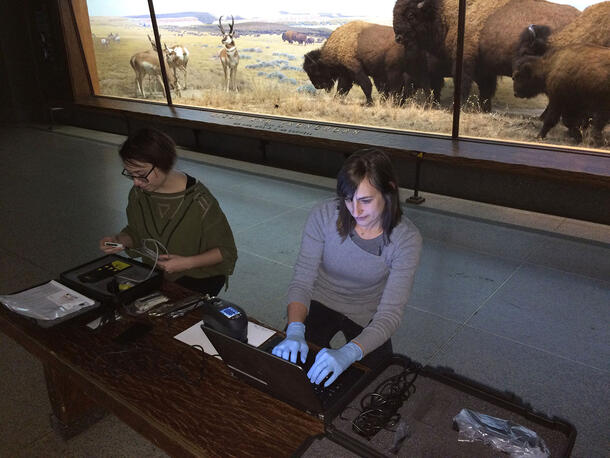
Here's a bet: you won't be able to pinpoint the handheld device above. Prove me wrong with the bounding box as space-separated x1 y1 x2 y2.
104 241 124 248
201 297 248 342
78 259 132 283
132 291 169 314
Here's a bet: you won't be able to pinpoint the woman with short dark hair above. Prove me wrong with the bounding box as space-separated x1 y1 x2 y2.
273 148 422 386
99 128 237 296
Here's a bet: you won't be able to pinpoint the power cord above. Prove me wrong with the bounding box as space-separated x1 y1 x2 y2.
93 342 207 384
348 362 421 440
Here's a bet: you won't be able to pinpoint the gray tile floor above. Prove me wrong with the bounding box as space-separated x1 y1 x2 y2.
0 125 608 457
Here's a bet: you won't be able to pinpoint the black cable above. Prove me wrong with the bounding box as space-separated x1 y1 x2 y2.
93 342 207 385
350 362 421 440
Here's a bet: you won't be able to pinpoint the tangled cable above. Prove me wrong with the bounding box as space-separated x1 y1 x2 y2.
93 342 207 384
351 362 421 439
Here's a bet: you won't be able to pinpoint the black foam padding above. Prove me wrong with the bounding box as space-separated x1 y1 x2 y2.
317 363 573 457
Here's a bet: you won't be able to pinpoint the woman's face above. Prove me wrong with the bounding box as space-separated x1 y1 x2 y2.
344 177 386 232
122 160 166 192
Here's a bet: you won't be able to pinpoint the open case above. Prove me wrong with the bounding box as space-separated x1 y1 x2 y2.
1 254 163 328
59 254 162 306
298 355 576 457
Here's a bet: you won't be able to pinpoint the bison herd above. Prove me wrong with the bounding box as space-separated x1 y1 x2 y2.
282 31 317 45
302 0 609 146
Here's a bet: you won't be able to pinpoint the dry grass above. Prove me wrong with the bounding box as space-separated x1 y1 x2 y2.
90 18 609 151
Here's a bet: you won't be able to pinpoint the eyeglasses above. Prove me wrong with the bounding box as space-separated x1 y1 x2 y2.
121 166 155 183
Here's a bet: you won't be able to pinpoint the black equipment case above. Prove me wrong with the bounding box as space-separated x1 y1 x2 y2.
297 355 576 457
59 254 163 307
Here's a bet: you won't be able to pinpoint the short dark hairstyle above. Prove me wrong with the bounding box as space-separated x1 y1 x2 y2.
119 128 176 172
336 148 402 242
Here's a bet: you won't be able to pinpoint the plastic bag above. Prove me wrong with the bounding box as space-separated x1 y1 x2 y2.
453 408 550 458
0 280 96 321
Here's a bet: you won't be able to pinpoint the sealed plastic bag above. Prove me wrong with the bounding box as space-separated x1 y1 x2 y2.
0 280 95 321
453 408 550 458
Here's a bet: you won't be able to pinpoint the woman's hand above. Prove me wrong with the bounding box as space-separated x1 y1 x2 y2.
272 322 309 364
157 254 191 275
307 342 363 387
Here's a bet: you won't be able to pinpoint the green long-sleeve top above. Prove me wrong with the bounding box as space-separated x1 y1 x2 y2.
121 177 237 282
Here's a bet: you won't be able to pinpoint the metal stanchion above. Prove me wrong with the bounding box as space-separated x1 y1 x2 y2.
406 152 425 204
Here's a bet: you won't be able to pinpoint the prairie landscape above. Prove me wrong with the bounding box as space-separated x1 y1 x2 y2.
90 16 609 151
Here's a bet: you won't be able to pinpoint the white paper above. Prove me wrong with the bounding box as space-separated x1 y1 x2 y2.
174 321 276 359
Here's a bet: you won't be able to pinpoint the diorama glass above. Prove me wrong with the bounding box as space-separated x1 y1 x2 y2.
83 0 456 135
83 0 608 150
86 0 173 103
457 0 608 150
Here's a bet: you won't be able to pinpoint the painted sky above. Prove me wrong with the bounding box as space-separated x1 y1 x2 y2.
86 0 597 17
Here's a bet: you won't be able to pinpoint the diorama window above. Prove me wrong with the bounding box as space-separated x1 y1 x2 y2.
85 0 169 102
457 0 608 151
80 0 608 152
83 0 456 136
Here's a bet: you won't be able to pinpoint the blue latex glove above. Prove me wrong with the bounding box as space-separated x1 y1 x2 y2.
307 342 363 387
271 322 309 364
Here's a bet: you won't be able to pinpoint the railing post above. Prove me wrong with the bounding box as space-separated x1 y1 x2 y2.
406 152 425 205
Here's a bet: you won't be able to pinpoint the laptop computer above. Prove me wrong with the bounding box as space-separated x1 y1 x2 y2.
202 323 374 421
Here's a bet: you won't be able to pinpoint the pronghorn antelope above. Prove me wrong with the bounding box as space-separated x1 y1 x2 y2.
218 16 239 92
108 32 120 43
100 38 110 47
129 50 180 98
164 43 189 90
147 34 190 90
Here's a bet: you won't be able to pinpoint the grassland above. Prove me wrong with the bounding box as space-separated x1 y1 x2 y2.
90 17 609 151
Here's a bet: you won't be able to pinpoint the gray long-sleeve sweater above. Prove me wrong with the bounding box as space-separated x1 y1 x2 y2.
287 199 422 355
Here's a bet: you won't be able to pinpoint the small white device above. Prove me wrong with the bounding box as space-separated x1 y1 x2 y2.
133 291 169 313
104 241 124 248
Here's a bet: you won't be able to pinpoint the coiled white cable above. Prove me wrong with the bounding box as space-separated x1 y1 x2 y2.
117 238 168 283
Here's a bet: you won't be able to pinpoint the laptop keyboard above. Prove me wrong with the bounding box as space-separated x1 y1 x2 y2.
260 335 364 407
297 350 358 407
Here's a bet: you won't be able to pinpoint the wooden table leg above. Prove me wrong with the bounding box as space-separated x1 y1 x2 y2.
43 363 106 439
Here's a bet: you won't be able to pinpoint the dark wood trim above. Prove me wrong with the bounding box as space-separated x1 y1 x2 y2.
73 96 610 186
69 0 98 94
57 0 90 99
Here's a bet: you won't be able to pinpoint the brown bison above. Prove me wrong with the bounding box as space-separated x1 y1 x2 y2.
476 0 579 112
282 30 308 44
303 21 443 105
512 44 610 146
516 1 610 58
393 0 514 110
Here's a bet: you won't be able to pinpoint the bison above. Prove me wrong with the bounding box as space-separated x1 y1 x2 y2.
515 2 610 58
393 0 515 110
476 0 579 112
282 30 308 44
513 2 609 122
303 21 443 106
512 44 610 146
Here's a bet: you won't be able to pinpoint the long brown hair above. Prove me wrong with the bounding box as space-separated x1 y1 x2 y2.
336 148 402 242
